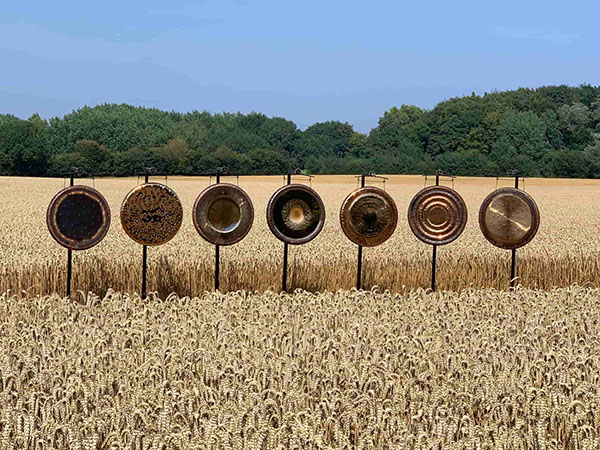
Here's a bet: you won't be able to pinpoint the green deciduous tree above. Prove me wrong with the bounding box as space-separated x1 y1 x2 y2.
550 150 589 178
491 112 551 176
2 85 600 178
295 121 357 163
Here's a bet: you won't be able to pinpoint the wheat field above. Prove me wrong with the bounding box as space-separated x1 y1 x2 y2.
0 287 599 448
2 175 600 297
2 176 600 447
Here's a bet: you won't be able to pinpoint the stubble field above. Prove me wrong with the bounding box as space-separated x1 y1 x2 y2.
1 175 600 448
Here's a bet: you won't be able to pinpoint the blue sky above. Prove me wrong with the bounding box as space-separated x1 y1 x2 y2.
1 0 598 132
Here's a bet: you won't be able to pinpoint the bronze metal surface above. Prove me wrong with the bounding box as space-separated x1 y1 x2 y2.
339 186 398 247
192 183 254 246
266 184 325 245
120 182 183 246
46 185 111 250
408 185 468 245
478 187 540 249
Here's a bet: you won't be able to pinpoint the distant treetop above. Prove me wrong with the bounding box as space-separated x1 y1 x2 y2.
1 84 599 178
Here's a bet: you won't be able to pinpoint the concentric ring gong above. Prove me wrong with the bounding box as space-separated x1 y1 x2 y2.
408 185 468 245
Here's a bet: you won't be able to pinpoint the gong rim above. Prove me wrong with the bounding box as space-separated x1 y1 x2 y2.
339 186 398 247
120 182 183 246
478 187 540 250
408 185 468 245
46 185 111 251
266 183 326 245
192 183 254 246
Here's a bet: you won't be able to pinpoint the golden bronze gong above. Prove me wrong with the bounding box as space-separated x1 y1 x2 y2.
120 182 183 246
267 184 325 245
408 185 468 245
47 185 111 250
193 183 254 246
479 187 540 249
340 186 398 247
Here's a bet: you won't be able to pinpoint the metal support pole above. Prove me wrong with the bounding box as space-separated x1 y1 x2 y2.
215 172 221 291
66 172 74 298
282 172 292 292
510 174 519 288
356 174 366 290
141 173 149 298
431 172 440 292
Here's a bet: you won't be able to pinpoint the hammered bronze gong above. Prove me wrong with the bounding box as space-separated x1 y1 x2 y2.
47 185 111 250
193 183 254 246
267 184 325 245
120 182 183 246
408 185 468 245
340 186 398 247
479 187 540 249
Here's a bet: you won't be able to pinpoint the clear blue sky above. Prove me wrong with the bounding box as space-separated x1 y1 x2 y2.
1 0 598 132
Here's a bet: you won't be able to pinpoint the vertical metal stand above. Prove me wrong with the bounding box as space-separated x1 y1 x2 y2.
356 174 365 290
510 174 519 288
66 170 75 298
141 172 149 299
215 172 221 291
282 172 291 292
431 172 440 292
352 173 388 290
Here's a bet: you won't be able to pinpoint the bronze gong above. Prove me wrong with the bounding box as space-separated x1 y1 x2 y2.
193 183 254 246
479 187 540 249
120 182 183 246
408 185 468 245
266 184 325 245
340 186 398 247
47 185 111 250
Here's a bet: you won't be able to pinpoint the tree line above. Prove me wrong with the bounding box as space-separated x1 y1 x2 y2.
1 84 600 178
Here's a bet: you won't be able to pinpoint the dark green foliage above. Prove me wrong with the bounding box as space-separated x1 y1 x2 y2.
490 112 551 176
0 114 50 176
584 142 600 178
550 150 590 178
295 121 357 163
2 85 600 177
47 104 180 153
245 148 295 175
49 152 88 177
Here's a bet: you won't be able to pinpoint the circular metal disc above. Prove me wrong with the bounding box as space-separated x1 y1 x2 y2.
120 182 183 246
266 184 325 245
479 187 540 249
340 186 398 247
47 185 111 250
408 185 468 245
192 183 254 246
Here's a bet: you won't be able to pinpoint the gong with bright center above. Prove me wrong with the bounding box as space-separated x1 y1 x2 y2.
478 187 540 249
266 184 325 245
120 182 183 246
47 185 111 250
193 183 254 246
408 185 468 245
340 186 398 247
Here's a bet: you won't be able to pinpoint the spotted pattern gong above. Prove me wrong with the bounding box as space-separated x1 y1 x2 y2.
193 183 254 246
479 187 540 250
340 186 398 247
266 184 325 245
120 182 183 246
47 185 111 250
408 185 468 245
